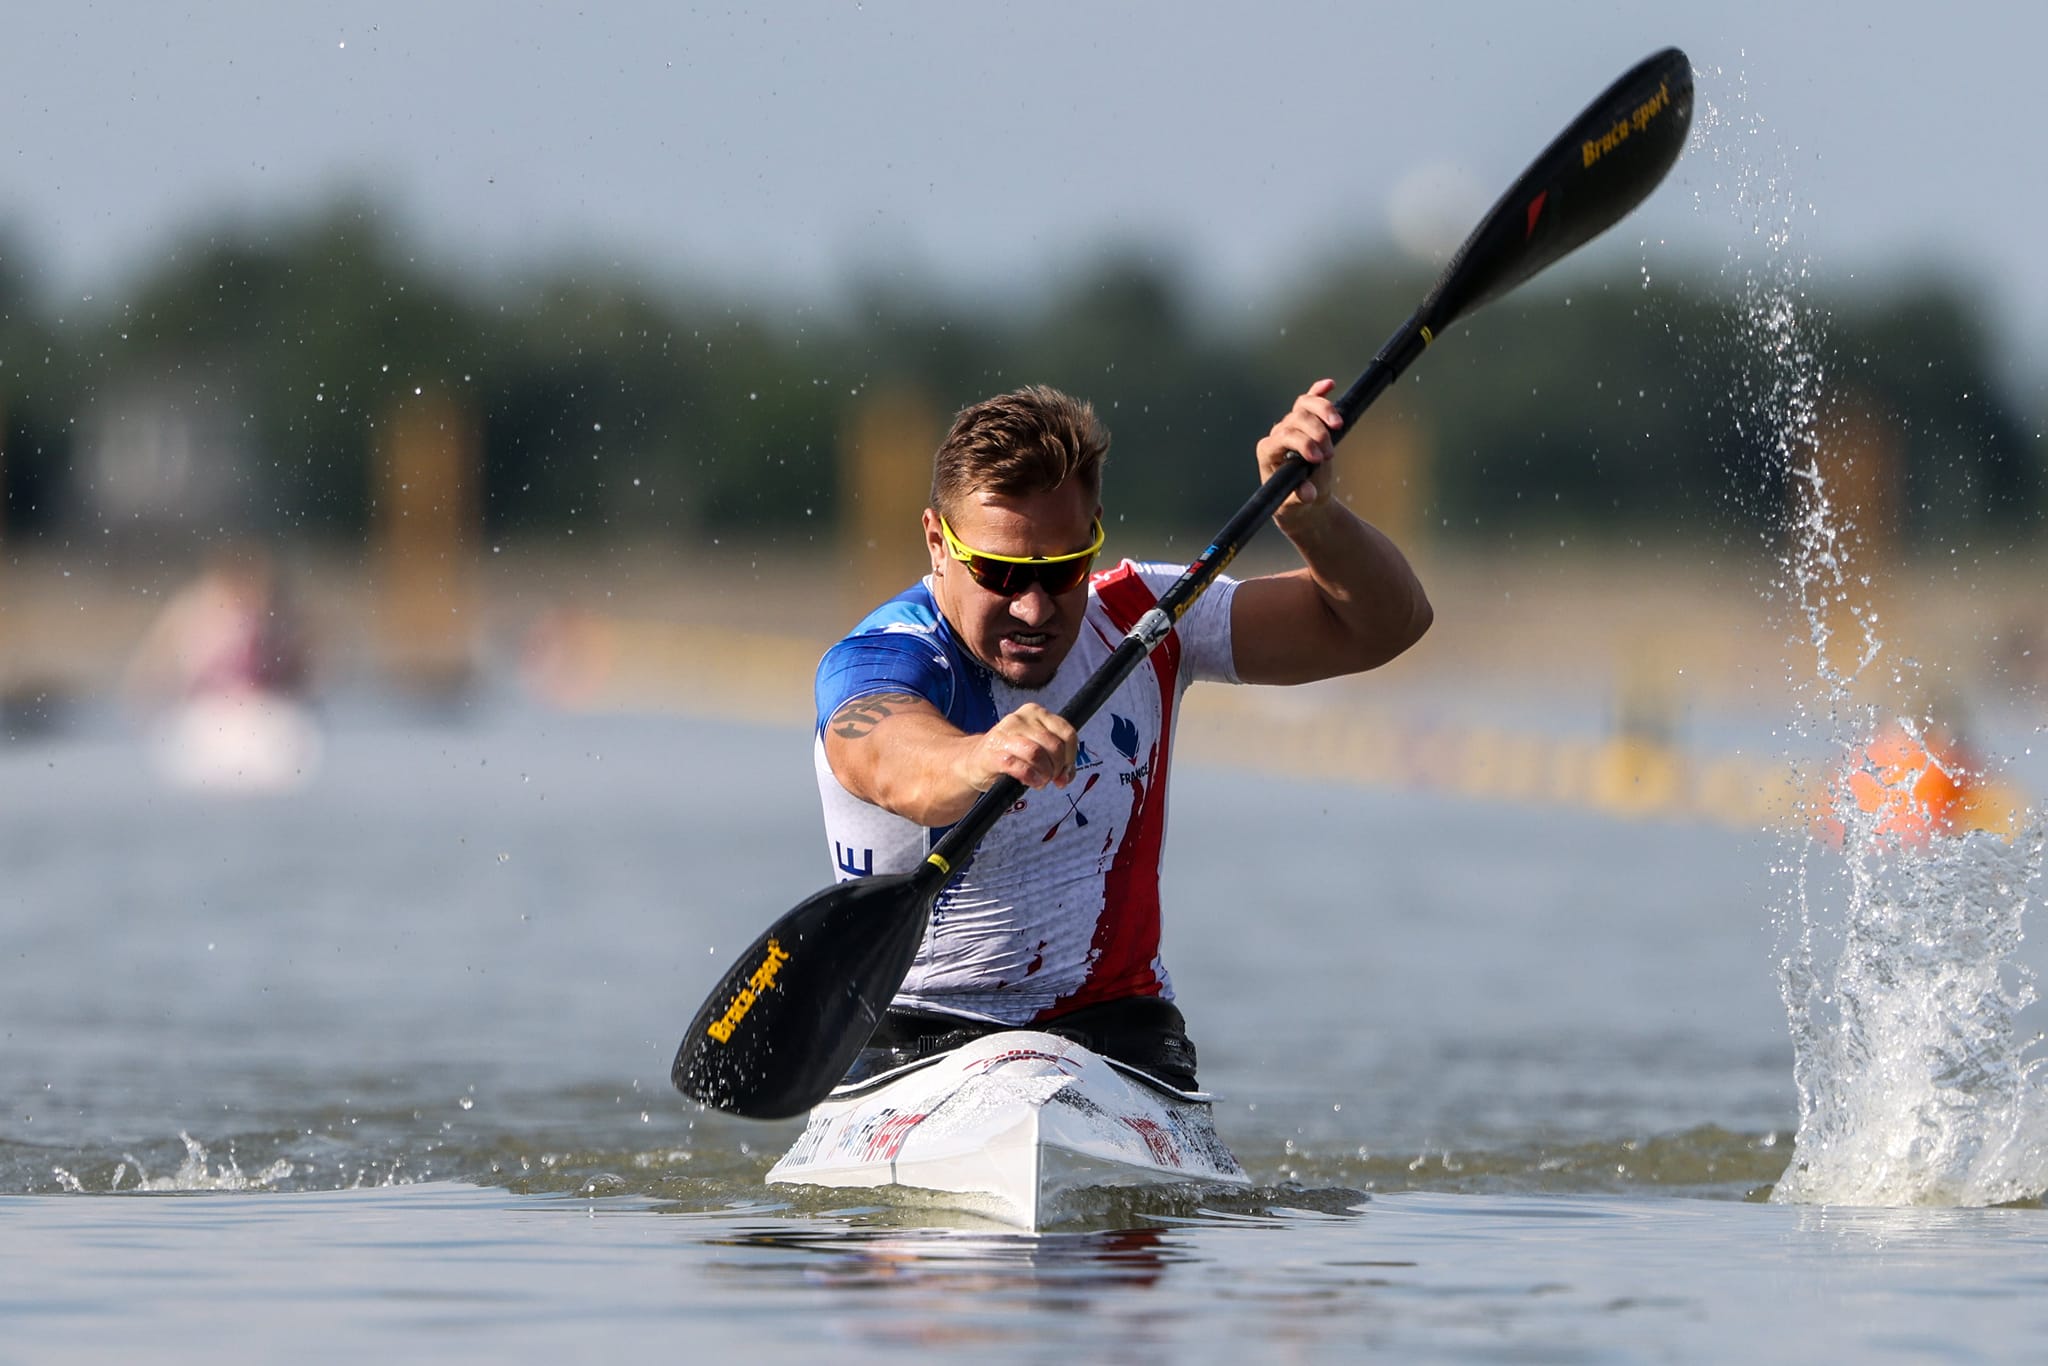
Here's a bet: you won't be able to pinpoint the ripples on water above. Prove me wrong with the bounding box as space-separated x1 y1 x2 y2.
5 1115 1797 1209
0 738 1803 1219
1 691 1804 1217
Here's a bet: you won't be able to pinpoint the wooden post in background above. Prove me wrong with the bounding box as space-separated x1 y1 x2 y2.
0 396 8 621
1334 403 1428 554
840 387 940 617
375 389 480 697
0 395 11 707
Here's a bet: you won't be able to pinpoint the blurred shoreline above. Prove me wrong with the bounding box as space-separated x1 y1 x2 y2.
5 540 2040 829
5 539 2042 702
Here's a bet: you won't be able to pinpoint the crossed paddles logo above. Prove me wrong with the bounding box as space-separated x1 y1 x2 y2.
1041 714 1141 842
1041 771 1100 841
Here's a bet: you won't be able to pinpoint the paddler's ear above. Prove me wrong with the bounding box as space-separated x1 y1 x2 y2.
922 508 947 575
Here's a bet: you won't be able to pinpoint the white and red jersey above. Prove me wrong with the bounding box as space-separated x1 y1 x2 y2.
813 560 1239 1025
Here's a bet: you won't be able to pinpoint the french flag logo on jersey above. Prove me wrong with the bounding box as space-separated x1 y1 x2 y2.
1110 714 1140 763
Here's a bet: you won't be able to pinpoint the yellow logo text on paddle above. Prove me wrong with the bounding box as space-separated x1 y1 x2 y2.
1582 80 1673 169
706 938 791 1044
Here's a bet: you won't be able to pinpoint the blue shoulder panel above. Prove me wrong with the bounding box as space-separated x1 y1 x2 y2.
814 583 997 736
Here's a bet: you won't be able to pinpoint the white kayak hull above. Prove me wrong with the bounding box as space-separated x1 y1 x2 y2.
766 1030 1249 1229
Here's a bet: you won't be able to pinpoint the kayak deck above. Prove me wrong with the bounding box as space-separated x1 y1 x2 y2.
765 1030 1249 1229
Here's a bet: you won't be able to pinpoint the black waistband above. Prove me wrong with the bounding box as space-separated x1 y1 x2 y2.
852 996 1198 1091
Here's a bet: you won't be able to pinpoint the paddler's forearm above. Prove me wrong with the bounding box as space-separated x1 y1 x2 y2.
825 698 986 827
823 697 1078 829
866 732 989 828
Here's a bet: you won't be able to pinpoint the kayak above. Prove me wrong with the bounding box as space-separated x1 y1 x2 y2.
150 692 322 794
765 1029 1250 1229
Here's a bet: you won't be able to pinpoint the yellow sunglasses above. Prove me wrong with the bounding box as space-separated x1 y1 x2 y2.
938 515 1105 596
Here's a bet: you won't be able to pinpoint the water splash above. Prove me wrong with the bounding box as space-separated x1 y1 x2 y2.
1696 71 2048 1206
53 1132 295 1193
1775 824 2048 1205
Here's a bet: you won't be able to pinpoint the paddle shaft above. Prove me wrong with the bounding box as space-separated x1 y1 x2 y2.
674 47 1692 1119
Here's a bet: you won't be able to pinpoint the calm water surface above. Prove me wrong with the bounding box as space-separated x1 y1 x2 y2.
2 701 2042 1361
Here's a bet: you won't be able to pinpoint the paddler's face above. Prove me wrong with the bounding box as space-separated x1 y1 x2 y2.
925 482 1100 690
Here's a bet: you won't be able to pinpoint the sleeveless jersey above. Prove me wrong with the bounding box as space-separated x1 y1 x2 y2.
813 559 1239 1024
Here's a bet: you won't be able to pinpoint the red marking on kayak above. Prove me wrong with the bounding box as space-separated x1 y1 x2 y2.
1119 1115 1183 1168
969 1049 1081 1076
1525 190 1548 239
858 1110 929 1162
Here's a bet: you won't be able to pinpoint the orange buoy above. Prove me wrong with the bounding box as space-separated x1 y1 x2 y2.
1832 719 1972 847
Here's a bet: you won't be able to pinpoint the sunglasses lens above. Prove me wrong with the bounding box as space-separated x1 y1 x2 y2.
964 553 1094 596
1036 557 1095 594
966 557 1031 595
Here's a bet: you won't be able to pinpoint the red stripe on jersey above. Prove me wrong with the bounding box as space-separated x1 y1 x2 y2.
1042 563 1181 1016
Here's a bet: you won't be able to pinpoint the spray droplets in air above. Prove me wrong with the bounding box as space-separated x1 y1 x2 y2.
1697 72 2048 1207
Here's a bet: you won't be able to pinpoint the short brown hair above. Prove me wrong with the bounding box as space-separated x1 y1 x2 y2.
930 385 1107 518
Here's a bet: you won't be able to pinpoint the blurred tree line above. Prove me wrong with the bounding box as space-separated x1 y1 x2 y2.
0 199 2038 555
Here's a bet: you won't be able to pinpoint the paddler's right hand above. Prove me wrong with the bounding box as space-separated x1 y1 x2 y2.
957 703 1078 795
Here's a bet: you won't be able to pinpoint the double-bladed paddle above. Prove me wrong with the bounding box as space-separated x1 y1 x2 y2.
675 47 1694 1119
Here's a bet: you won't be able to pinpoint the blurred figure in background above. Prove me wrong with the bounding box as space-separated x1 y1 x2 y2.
125 544 321 793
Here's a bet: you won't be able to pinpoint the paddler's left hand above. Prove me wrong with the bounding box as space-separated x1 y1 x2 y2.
1257 378 1344 535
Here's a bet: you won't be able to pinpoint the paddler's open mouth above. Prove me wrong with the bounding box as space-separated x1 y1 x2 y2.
998 630 1058 664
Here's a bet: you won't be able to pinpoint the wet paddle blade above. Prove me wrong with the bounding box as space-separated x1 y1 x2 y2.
1422 47 1692 335
672 872 935 1120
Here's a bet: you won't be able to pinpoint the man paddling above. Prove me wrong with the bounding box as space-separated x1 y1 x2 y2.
815 379 1431 1091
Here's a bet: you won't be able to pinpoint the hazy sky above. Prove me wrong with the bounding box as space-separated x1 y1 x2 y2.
6 2 2043 380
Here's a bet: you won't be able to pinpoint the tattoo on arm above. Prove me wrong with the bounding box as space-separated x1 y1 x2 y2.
830 691 926 740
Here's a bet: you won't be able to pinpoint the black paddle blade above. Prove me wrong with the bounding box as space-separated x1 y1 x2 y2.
1423 47 1693 334
672 872 934 1120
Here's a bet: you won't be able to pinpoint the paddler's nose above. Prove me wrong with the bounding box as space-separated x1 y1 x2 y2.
1008 583 1055 626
